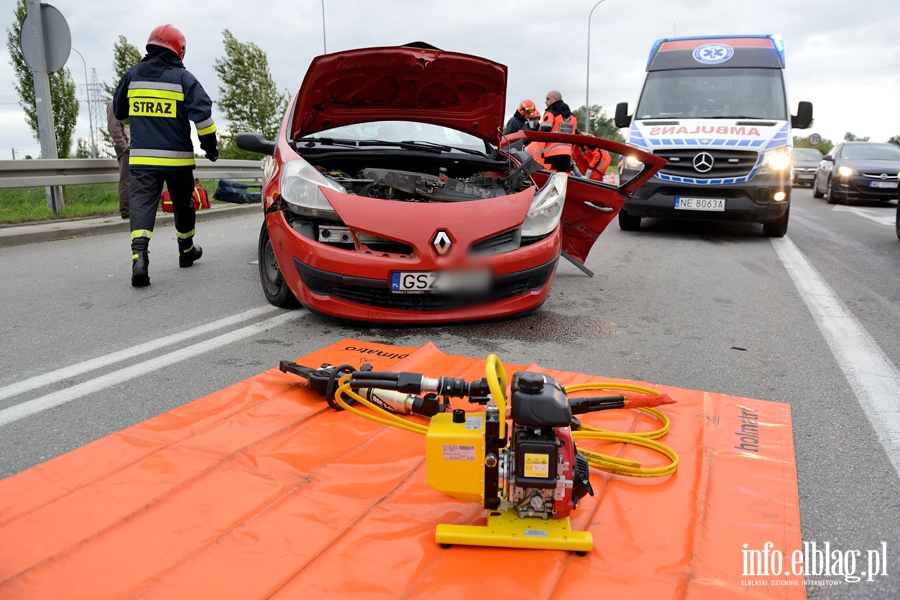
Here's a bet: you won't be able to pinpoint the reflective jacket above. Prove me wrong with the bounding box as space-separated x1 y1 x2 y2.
572 145 611 181
538 100 577 159
113 48 217 169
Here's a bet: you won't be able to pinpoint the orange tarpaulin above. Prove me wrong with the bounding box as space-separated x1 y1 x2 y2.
0 340 803 599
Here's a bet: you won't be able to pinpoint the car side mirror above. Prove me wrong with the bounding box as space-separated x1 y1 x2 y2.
822 155 834 161
791 101 813 129
236 132 276 156
614 102 631 128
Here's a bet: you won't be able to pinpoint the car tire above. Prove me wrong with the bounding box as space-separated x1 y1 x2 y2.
896 201 900 240
826 178 841 204
812 180 824 198
763 204 789 238
618 208 641 231
258 220 300 308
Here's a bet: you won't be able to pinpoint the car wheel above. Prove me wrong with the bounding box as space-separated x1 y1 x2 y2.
826 178 841 204
258 220 300 308
618 208 641 231
812 179 824 198
763 204 789 238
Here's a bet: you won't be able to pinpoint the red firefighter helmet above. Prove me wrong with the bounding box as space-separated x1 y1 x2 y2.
147 24 186 60
517 99 537 117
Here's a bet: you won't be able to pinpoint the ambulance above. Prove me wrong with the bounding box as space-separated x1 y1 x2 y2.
614 35 813 237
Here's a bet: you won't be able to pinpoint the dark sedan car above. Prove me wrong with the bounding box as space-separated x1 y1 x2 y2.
791 147 823 187
813 141 900 204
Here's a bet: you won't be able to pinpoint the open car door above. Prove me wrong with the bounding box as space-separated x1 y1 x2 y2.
501 131 665 265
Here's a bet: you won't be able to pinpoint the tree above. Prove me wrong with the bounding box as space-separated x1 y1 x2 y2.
74 138 92 158
103 35 142 98
5 0 80 157
843 132 869 142
98 35 142 154
571 104 624 143
887 135 900 147
213 29 287 159
793 135 834 156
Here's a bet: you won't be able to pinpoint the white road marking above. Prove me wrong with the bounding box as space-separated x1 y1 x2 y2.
0 306 281 403
831 204 896 226
772 236 900 479
0 310 298 427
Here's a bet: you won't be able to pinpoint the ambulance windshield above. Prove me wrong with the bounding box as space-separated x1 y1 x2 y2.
634 68 787 120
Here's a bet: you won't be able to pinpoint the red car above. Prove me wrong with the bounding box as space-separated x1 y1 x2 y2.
238 42 663 324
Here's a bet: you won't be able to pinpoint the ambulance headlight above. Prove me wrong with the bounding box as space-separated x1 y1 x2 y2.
763 149 791 171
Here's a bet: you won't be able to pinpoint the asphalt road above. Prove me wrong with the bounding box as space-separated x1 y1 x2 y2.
0 187 897 598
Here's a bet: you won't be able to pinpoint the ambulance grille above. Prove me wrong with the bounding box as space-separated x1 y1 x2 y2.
655 148 758 179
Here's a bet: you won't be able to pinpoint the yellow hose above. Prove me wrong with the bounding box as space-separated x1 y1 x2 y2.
328 356 678 478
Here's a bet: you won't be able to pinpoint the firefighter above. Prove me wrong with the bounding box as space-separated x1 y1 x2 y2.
535 90 577 172
504 99 539 135
113 24 219 287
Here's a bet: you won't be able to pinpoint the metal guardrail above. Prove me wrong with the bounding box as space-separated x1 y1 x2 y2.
0 158 264 189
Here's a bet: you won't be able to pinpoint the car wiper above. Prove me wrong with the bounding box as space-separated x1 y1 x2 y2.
408 140 492 158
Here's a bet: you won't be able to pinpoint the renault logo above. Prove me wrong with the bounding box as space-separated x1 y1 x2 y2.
693 152 715 173
432 230 452 255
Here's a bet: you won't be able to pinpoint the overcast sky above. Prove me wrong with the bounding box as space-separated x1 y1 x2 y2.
2 0 899 159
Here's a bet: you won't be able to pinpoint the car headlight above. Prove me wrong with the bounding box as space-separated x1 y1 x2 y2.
760 148 791 172
522 172 568 238
837 165 856 177
279 159 346 220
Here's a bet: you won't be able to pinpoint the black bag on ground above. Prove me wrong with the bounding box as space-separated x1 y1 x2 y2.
213 180 262 204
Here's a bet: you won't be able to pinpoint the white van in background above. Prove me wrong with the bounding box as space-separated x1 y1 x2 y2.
614 35 813 237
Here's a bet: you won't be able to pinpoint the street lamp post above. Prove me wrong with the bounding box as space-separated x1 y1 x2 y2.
320 0 327 53
70 47 97 158
585 0 609 137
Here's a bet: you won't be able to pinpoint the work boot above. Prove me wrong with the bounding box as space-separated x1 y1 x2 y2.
131 249 150 287
178 237 203 268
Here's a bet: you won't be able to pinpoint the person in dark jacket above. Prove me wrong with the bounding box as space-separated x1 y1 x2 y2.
504 99 539 135
112 24 218 287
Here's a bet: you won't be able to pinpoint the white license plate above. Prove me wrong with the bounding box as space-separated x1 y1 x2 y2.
674 197 726 211
390 270 491 294
869 181 898 189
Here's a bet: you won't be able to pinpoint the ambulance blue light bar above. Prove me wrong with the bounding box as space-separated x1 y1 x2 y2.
646 34 786 69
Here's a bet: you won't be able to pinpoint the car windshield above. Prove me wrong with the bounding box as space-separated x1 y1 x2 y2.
839 144 900 160
792 148 823 161
304 121 487 150
635 67 787 120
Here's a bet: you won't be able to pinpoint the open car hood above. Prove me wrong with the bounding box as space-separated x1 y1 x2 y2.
290 42 508 144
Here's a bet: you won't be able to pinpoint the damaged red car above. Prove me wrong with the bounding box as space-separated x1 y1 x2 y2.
237 42 663 324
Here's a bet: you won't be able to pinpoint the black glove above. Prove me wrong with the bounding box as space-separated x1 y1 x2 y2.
206 150 219 162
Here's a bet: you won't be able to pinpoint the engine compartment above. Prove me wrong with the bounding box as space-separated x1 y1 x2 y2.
305 150 540 203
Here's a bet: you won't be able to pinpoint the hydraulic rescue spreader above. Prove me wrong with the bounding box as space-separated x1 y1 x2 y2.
280 354 679 554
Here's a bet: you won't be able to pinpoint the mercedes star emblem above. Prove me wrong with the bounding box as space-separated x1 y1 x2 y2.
693 152 715 173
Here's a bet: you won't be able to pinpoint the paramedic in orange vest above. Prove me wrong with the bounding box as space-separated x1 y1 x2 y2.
537 90 577 172
572 130 611 182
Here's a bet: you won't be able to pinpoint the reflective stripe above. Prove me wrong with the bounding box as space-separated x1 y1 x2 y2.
128 88 185 101
129 156 196 167
131 229 153 240
132 253 139 260
130 98 177 118
129 80 184 94
181 245 195 254
132 149 195 159
195 117 215 131
197 122 217 136
176 229 196 239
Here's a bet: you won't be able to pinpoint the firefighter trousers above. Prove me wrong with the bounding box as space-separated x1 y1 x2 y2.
129 168 197 253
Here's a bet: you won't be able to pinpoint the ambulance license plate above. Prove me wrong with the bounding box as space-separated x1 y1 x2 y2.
674 197 726 211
